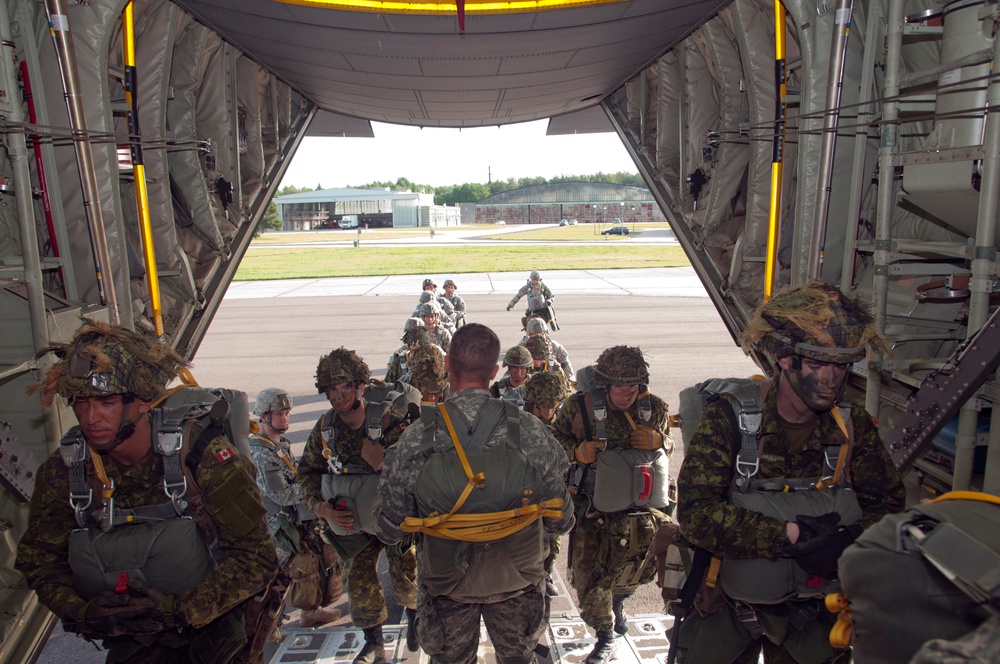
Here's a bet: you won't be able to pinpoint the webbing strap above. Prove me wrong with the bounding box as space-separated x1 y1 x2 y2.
592 388 608 443
402 401 561 542
249 435 297 476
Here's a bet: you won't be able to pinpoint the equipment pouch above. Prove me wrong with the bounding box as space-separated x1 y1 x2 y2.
242 579 287 658
591 448 669 513
321 473 381 535
287 548 324 610
652 518 693 606
188 608 247 664
599 510 663 593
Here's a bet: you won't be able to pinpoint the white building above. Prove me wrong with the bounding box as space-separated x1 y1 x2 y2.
274 187 460 230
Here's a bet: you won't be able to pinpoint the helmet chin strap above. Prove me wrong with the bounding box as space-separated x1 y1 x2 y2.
262 414 288 435
96 395 141 450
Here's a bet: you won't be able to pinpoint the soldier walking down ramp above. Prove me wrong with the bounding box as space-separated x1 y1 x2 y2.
553 345 673 663
297 348 418 664
507 270 557 330
675 281 905 664
17 322 279 664
376 323 574 664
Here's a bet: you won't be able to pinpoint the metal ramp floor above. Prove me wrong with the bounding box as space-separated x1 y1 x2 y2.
269 570 676 663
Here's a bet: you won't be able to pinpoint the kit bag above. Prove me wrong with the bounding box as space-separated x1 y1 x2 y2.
839 493 1000 664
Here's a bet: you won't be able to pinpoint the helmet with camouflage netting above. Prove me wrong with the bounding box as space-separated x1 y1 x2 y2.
526 318 549 336
419 302 441 318
594 345 649 387
402 324 430 347
253 387 292 416
740 280 890 365
29 320 187 406
408 345 448 395
315 347 371 393
524 335 551 361
524 371 566 409
503 345 533 368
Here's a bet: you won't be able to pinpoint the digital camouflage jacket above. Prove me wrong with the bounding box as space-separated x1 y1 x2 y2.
676 383 905 560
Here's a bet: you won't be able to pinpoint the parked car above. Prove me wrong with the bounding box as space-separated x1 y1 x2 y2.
569 219 578 225
559 219 568 226
496 220 506 225
601 225 630 236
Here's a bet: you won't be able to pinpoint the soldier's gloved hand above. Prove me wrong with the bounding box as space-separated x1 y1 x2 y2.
630 426 664 450
506 305 513 311
574 440 604 464
77 584 172 637
315 499 355 530
783 513 862 579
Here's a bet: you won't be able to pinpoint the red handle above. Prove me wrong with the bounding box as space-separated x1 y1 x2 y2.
639 467 653 500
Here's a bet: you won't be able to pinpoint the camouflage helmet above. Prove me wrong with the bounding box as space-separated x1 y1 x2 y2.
526 318 549 336
315 347 370 393
419 291 434 304
30 320 187 406
403 317 423 333
419 302 441 318
408 345 448 394
740 280 891 365
253 387 292 415
530 270 541 280
524 371 566 409
594 345 649 387
402 325 430 347
443 279 457 289
503 345 533 368
422 278 436 289
524 335 551 361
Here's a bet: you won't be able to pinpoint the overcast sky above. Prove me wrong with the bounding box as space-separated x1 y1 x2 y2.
278 120 639 190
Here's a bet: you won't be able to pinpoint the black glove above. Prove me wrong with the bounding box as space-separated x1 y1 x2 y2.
783 512 863 579
76 583 172 637
506 305 513 311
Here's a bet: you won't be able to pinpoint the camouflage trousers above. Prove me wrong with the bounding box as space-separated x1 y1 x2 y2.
675 599 849 664
415 584 548 664
342 536 417 628
544 534 561 574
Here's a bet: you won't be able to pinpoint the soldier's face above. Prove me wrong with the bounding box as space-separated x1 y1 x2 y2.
421 391 443 403
327 382 359 412
444 285 456 297
72 394 150 450
531 279 540 286
608 383 639 410
532 403 557 424
779 356 848 412
532 358 545 369
509 366 528 386
423 315 437 329
263 408 291 435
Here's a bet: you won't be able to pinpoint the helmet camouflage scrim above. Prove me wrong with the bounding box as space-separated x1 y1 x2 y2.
315 347 371 393
594 345 649 387
740 280 891 365
503 345 533 368
402 325 430 347
29 320 187 406
524 371 566 409
524 335 551 361
253 387 292 416
408 345 448 395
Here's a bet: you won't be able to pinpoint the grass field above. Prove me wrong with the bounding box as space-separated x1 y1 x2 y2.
235 244 690 280
479 223 669 242
253 224 512 244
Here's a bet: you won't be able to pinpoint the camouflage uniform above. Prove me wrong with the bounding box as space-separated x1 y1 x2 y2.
297 403 417 628
507 276 554 317
376 387 574 664
418 302 453 353
16 322 277 664
674 281 905 664
521 319 574 380
249 430 303 568
386 322 428 384
552 388 671 632
415 291 457 330
442 279 466 327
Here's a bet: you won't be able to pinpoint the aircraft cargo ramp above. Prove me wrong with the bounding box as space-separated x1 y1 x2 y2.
270 571 674 664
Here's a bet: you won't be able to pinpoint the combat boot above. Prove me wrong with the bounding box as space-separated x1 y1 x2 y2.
300 606 341 628
612 596 628 635
545 574 558 596
585 630 618 663
353 625 386 664
404 607 419 651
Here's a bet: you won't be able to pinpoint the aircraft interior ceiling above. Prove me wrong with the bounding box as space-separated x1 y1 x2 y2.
2 0 1000 660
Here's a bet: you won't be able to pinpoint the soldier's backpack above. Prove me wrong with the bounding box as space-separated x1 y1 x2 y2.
836 492 1000 664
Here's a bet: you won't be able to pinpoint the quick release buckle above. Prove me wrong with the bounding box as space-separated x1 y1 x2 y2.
323 448 344 475
738 411 762 436
735 449 759 487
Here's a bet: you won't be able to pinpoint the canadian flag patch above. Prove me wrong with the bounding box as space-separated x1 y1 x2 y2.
216 447 235 463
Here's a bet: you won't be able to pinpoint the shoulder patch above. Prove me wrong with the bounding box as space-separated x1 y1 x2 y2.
215 446 236 463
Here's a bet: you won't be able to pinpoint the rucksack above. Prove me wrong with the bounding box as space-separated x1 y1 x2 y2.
836 492 1000 663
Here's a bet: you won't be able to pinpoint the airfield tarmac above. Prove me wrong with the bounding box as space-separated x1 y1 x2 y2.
38 266 761 663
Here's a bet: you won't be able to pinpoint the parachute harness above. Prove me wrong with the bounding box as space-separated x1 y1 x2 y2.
401 402 563 542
